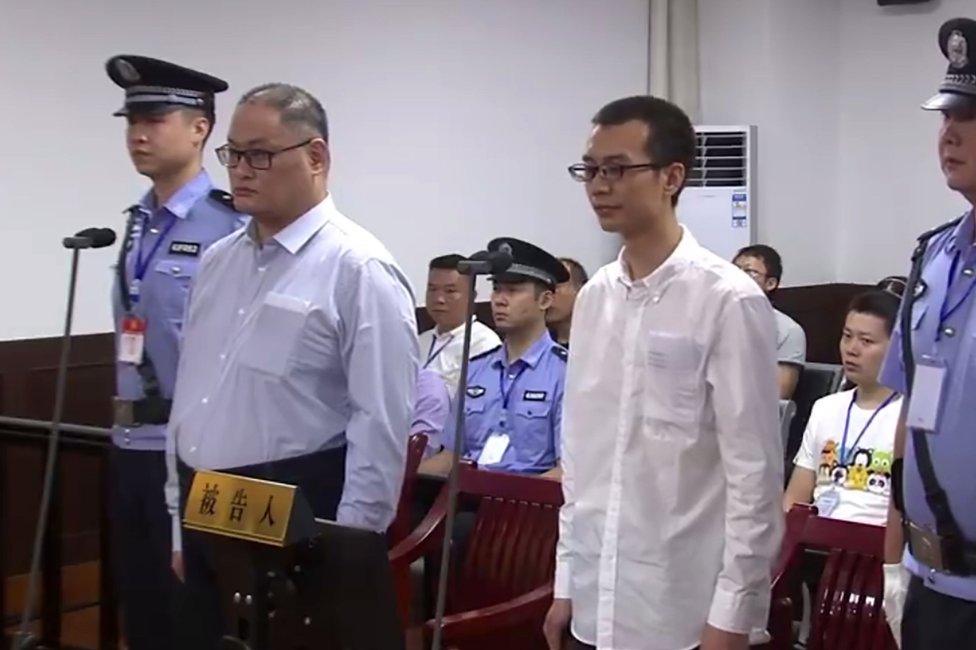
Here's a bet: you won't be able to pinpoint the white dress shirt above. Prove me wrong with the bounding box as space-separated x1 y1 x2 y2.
165 195 418 550
555 227 783 649
417 318 501 398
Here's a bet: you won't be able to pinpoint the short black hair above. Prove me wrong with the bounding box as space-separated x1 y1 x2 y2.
559 257 589 289
847 289 901 336
734 244 784 283
429 254 465 271
238 83 329 141
592 95 696 206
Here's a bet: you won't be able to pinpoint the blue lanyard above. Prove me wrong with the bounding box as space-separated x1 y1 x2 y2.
130 213 177 303
840 391 898 465
498 363 528 410
424 334 453 368
938 251 976 334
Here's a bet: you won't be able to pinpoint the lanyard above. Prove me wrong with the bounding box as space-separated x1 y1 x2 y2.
498 363 528 411
840 391 898 465
938 250 976 335
129 212 177 304
424 333 453 368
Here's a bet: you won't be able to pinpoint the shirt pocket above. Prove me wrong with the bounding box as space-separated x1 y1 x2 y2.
644 331 704 427
238 293 310 377
460 397 490 456
152 259 197 320
512 400 553 462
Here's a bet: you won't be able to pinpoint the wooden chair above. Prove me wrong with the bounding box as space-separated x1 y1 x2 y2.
758 505 897 650
388 433 429 548
389 464 562 649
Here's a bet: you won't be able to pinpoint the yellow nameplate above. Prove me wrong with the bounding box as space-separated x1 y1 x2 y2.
183 471 296 546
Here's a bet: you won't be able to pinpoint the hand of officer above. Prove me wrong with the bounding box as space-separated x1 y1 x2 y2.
700 624 748 650
171 551 185 582
543 598 572 649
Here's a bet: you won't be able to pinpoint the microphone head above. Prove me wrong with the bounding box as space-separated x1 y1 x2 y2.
74 227 117 248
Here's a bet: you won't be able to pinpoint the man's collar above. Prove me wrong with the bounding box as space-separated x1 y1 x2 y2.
246 194 335 255
491 329 553 370
611 225 699 291
945 209 976 254
138 169 212 220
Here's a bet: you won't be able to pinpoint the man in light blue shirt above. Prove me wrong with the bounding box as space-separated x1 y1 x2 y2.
420 237 569 478
106 54 243 650
166 83 418 648
880 17 976 649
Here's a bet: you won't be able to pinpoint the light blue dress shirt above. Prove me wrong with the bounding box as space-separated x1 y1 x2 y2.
166 195 418 548
444 330 565 474
880 209 976 601
112 169 244 450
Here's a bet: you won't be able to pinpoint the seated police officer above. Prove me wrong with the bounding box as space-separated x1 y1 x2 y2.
420 237 569 479
106 54 243 650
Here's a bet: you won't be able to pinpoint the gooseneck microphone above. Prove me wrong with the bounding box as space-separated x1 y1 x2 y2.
62 227 117 249
15 227 117 649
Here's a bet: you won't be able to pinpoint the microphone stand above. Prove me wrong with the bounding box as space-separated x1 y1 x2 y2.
14 242 89 649
430 272 478 650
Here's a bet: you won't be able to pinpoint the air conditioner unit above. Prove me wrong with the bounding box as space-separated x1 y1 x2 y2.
676 125 756 262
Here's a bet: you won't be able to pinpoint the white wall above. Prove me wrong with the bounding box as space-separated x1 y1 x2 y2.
699 0 972 286
0 0 649 340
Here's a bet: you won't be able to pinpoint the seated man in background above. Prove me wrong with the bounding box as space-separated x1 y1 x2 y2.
546 257 588 348
733 244 807 399
419 253 502 397
783 286 903 525
419 237 569 478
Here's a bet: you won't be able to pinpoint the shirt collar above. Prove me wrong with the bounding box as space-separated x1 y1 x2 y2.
944 209 976 255
492 329 554 370
138 169 213 220
245 194 335 255
435 316 478 340
611 225 700 292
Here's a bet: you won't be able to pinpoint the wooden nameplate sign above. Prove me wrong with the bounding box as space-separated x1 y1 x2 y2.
183 470 317 547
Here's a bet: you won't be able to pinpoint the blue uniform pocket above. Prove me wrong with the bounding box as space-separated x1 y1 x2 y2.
512 400 554 466
153 259 197 319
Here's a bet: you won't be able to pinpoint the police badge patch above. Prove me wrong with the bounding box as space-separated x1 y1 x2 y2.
948 30 969 70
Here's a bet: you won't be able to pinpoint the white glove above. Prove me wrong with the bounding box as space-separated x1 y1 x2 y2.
883 562 909 648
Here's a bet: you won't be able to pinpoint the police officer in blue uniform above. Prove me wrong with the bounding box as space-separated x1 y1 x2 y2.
880 17 976 649
106 55 244 650
420 237 570 478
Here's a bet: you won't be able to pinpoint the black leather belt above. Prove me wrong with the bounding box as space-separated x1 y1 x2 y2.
113 396 172 426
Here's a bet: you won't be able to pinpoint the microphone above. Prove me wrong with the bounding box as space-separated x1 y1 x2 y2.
63 227 117 249
456 249 514 275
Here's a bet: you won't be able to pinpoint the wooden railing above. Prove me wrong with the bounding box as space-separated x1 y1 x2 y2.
0 416 117 650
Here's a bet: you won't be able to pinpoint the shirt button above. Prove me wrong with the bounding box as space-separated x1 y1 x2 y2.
258 266 267 273
943 326 956 338
220 353 227 361
652 295 661 303
190 446 197 453
238 308 245 315
964 268 975 277
150 228 160 235
201 397 209 404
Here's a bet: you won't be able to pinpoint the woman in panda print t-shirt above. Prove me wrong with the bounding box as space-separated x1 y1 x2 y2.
784 284 904 526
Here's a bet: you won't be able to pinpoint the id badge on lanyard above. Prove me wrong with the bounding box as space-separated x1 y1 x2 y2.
907 355 947 433
118 315 147 365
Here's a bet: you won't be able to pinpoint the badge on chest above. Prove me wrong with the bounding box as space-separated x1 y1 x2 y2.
477 432 510 466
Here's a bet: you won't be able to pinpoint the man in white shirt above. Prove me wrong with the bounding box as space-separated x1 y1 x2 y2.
732 245 807 399
546 95 783 650
419 253 502 398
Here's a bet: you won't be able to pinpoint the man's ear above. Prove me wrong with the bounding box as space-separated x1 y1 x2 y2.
765 277 780 293
308 138 330 175
539 289 555 311
663 162 686 198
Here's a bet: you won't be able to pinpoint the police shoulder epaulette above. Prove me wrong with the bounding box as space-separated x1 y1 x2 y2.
208 188 236 210
552 345 568 361
917 216 963 245
470 344 502 362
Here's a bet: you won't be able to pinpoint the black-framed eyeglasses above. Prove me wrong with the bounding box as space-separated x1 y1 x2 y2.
215 138 314 170
567 161 665 182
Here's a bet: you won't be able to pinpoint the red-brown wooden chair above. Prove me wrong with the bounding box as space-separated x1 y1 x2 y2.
758 505 897 650
388 433 429 548
389 464 562 650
